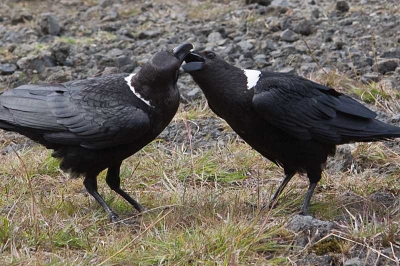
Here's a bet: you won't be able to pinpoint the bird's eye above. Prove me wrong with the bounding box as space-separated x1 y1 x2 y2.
206 52 215 59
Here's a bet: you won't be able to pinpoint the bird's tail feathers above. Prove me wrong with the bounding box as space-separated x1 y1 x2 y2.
341 119 400 143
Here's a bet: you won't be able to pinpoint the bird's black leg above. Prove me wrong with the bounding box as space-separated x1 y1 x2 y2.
83 173 120 222
264 171 295 209
106 162 145 213
300 182 317 216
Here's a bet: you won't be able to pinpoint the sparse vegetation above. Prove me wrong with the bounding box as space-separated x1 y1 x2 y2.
0 0 399 263
1 88 399 264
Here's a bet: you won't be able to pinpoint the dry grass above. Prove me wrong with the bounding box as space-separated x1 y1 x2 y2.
1 72 400 264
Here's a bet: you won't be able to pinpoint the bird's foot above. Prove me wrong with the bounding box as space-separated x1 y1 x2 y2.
298 210 313 217
109 212 121 223
265 200 279 210
137 205 147 213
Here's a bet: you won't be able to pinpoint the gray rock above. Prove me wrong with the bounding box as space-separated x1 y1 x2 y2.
245 0 272 6
116 55 133 68
11 11 33 25
51 42 70 65
279 66 296 74
106 48 124 58
102 9 119 22
286 215 333 246
44 67 72 83
237 41 254 52
40 14 61 36
382 48 400 59
101 67 120 76
300 63 318 75
254 54 269 67
374 59 399 74
138 30 160 39
280 29 299 42
17 55 56 73
311 8 320 18
293 20 314 36
297 254 336 266
336 1 350 13
369 191 396 207
98 56 115 67
344 257 362 266
98 0 113 7
207 32 223 44
327 143 355 172
270 0 289 7
0 64 17 75
361 73 379 83
266 16 281 32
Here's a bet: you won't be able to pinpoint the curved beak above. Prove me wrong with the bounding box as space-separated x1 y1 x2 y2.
173 43 194 63
182 51 205 72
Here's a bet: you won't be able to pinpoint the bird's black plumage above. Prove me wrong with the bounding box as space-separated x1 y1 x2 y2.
183 50 400 214
0 43 194 221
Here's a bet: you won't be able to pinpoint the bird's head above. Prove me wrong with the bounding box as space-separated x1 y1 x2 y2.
182 50 234 79
137 43 194 87
182 50 239 89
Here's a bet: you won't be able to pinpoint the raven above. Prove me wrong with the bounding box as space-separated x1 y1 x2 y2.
183 50 400 214
0 43 194 222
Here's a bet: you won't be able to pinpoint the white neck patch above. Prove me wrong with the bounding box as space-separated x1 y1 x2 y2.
124 73 153 107
243 69 261 90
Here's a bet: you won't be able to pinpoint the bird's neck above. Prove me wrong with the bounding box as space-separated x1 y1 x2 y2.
192 66 254 118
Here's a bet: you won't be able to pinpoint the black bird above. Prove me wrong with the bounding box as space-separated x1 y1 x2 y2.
183 50 400 215
0 43 194 222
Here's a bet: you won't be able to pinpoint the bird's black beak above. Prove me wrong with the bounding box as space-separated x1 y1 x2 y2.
173 43 194 63
182 51 205 72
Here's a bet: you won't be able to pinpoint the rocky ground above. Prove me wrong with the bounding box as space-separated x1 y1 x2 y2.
0 0 399 265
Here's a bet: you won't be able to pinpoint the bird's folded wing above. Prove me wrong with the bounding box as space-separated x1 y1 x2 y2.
252 77 378 144
0 83 150 150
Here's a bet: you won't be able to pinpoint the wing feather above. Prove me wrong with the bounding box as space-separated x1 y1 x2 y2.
0 74 151 149
252 75 394 144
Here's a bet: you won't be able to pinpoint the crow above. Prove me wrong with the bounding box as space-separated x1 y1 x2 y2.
182 50 400 215
0 43 194 222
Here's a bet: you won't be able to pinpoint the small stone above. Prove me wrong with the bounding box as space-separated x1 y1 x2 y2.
116 55 133 67
101 67 120 76
381 48 400 59
138 30 160 39
279 66 296 74
207 32 223 44
336 1 350 13
51 42 70 65
17 54 56 73
361 73 379 83
374 59 399 74
106 48 124 58
293 20 314 36
271 0 289 7
370 191 396 207
98 0 113 7
311 8 320 18
280 29 299 42
40 14 61 36
286 215 333 247
0 63 17 75
11 11 33 25
245 0 272 6
237 40 254 52
297 254 335 266
344 257 362 266
44 67 72 83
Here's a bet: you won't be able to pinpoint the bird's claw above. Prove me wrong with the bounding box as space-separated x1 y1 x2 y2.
109 212 121 223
